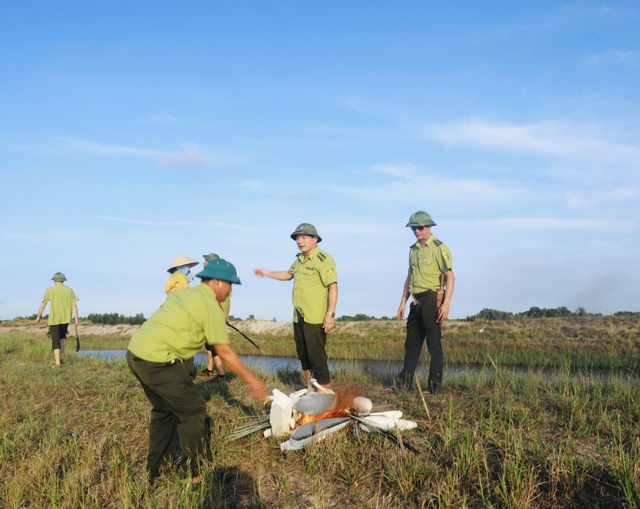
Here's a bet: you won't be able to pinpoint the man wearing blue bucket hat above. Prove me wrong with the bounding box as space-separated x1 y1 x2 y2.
127 258 267 483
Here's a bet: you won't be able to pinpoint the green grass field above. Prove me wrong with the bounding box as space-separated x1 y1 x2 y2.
1 318 639 508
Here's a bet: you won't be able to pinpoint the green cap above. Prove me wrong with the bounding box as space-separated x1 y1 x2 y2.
406 211 436 227
203 253 220 262
290 223 322 242
52 272 67 282
195 258 241 284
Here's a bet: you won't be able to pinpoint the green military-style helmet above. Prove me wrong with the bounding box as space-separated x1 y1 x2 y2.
406 211 437 227
52 272 67 282
290 223 322 242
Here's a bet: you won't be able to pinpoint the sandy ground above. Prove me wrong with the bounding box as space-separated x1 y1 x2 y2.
1 320 293 336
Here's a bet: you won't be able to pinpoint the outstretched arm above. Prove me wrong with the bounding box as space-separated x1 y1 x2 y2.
214 343 269 403
253 268 293 281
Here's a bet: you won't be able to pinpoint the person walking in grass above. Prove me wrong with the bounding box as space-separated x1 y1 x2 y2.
164 253 199 294
35 272 79 367
127 258 268 483
200 252 227 381
395 211 455 394
254 223 338 389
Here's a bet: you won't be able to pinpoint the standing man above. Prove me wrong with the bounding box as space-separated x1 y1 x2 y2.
127 258 267 483
254 223 338 389
396 211 455 393
36 272 79 367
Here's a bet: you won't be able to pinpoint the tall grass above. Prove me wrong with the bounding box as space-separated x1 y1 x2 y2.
1 329 639 508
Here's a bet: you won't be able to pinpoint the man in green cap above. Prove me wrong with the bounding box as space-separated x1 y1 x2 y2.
395 211 455 393
35 272 79 367
127 258 268 483
254 223 338 389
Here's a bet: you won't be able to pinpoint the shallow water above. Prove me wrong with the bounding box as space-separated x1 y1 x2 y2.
76 350 635 380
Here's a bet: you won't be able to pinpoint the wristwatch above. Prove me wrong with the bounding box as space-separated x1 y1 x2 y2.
327 312 335 318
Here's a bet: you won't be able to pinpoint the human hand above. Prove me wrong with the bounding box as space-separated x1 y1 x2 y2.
397 306 405 321
248 379 269 404
323 315 335 333
436 303 450 324
253 268 266 277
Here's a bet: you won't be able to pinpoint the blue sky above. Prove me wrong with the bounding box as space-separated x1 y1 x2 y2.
1 1 638 321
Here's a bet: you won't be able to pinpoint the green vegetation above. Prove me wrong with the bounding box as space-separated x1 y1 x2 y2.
1 329 639 508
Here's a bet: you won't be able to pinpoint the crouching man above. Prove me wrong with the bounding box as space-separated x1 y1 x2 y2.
127 258 268 483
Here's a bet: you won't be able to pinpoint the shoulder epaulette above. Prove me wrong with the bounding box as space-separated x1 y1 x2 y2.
434 239 443 247
317 252 326 262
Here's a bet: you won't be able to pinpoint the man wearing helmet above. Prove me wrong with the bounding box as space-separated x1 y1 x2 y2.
254 223 338 389
35 272 79 367
395 211 455 393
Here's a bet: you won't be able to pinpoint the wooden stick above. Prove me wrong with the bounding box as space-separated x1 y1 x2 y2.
414 375 431 421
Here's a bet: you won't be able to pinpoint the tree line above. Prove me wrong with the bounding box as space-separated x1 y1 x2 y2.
11 307 640 324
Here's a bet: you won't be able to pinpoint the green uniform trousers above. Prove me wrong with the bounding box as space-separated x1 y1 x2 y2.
293 312 330 385
126 350 209 477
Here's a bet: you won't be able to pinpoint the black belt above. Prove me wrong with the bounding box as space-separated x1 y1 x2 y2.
413 290 435 300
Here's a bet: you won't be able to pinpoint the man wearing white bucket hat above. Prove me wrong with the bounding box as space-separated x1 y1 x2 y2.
164 253 199 294
35 272 79 367
127 258 268 483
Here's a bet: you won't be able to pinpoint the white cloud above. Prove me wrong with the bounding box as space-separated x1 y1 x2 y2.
90 215 255 229
146 113 177 124
64 138 222 169
565 187 639 210
581 50 640 70
422 119 640 167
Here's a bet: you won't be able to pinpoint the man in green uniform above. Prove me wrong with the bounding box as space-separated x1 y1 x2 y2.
127 258 267 482
35 272 79 367
396 211 455 393
254 223 338 388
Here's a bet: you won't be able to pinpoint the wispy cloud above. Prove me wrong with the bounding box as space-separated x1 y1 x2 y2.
64 138 223 169
565 187 638 210
90 215 255 229
145 113 177 124
581 49 640 70
422 119 640 166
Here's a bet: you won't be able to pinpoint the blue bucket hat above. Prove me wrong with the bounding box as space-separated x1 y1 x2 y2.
195 258 241 284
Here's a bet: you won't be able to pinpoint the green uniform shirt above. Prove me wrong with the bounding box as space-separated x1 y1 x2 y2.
42 284 78 325
408 236 453 294
128 283 229 363
288 247 338 324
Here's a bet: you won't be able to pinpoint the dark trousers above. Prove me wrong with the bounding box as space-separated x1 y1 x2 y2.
49 324 69 350
126 351 209 477
398 291 443 391
293 314 330 385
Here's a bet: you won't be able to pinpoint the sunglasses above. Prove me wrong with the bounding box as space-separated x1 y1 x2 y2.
411 226 426 231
